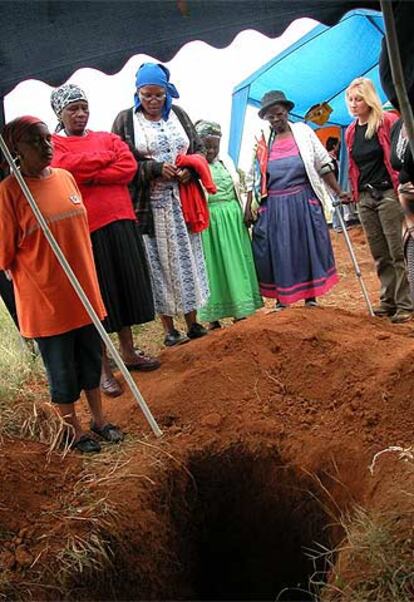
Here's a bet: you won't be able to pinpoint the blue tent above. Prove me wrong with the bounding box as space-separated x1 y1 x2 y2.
228 9 386 168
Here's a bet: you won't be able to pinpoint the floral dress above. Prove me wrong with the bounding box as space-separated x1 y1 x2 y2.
133 110 209 316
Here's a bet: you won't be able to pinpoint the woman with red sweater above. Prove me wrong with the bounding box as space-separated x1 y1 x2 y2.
51 84 160 397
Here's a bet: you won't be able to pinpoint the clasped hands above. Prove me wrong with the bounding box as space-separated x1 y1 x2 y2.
161 163 191 184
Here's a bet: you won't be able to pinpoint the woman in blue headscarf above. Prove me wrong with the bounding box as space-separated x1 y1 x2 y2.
113 63 209 346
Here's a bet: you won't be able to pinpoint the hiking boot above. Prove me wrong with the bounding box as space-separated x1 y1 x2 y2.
390 310 413 324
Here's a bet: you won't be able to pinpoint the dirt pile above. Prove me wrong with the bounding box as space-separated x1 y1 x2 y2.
1 229 414 600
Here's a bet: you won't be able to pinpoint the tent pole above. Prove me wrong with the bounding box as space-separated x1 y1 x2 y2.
380 0 414 159
0 133 162 438
0 99 5 132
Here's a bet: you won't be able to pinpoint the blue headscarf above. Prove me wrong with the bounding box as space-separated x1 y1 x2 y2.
134 63 179 120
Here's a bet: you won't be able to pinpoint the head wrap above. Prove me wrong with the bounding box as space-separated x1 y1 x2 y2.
134 63 179 120
194 120 222 138
50 84 88 131
2 116 45 155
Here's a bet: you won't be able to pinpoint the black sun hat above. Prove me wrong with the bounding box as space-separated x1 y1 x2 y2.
258 90 295 118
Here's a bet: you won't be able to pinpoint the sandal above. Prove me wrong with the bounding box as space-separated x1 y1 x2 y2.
91 422 125 443
72 435 101 454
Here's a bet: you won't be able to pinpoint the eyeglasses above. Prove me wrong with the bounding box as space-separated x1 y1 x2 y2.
138 92 166 101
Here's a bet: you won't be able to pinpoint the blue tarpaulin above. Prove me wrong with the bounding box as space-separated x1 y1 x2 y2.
228 9 386 166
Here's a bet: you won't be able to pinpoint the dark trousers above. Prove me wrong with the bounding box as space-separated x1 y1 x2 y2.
359 189 413 312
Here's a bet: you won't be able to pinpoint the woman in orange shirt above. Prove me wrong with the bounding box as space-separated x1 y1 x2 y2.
0 116 124 453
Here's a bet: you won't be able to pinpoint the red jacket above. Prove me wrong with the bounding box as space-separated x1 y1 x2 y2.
52 131 137 232
345 111 399 202
176 154 216 233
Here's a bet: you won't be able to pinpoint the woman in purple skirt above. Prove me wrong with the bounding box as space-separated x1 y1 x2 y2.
245 91 350 309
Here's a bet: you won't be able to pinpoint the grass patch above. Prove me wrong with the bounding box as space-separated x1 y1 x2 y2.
310 506 414 601
0 301 48 442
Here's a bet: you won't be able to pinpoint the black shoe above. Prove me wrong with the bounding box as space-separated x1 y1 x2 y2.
275 301 288 312
72 435 101 454
91 422 125 443
164 329 189 347
305 298 318 308
373 305 396 317
187 322 208 339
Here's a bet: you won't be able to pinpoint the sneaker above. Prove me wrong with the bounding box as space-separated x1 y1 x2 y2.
373 306 396 318
187 322 208 339
305 299 319 308
390 310 413 324
164 329 189 347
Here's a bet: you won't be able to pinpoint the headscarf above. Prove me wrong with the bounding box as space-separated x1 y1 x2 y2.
2 116 45 155
134 63 179 120
50 84 88 131
194 120 222 138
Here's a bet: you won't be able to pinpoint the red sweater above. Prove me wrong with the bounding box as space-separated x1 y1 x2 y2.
345 112 399 202
176 154 216 233
52 131 137 232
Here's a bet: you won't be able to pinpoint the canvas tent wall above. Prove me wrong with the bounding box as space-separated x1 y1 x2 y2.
228 8 386 171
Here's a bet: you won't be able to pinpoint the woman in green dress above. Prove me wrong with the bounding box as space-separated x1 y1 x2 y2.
195 120 263 328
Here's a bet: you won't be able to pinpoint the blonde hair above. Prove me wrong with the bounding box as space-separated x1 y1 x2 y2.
346 77 383 139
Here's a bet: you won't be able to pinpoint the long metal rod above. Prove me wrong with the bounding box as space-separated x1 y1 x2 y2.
332 200 374 317
0 134 162 438
381 0 414 160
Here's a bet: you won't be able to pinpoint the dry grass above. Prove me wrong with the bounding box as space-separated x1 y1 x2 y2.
311 506 414 601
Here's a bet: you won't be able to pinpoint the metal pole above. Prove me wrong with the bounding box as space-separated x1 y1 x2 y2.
0 134 162 438
332 199 374 317
380 0 414 160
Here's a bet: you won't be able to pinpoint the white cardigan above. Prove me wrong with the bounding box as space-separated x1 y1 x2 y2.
290 122 334 216
248 122 335 218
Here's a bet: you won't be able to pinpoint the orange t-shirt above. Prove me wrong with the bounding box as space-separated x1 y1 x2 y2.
0 168 106 338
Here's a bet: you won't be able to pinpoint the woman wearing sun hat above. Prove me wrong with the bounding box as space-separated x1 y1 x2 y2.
245 90 348 309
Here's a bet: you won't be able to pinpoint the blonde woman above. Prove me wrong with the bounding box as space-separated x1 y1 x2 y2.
345 77 413 323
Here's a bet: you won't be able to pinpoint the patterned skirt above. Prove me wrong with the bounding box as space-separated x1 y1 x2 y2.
144 194 209 316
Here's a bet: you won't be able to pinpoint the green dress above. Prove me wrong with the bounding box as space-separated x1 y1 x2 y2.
199 160 263 322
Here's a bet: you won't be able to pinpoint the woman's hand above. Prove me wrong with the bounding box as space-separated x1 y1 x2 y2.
161 163 178 180
338 190 353 204
176 168 192 184
398 182 414 214
244 191 255 227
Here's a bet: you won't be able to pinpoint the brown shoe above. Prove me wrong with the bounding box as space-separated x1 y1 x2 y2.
100 376 123 397
124 351 161 371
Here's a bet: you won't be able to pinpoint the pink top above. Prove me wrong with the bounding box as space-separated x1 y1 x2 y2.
269 136 299 161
